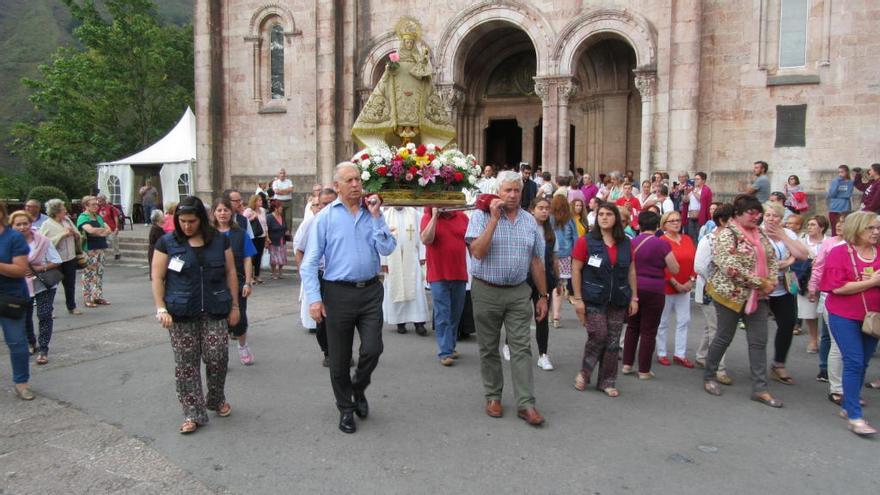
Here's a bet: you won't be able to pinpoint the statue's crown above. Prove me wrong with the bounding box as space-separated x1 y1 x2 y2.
395 17 422 41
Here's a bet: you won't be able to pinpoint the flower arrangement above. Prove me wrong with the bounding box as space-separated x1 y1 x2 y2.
351 142 480 195
386 51 400 71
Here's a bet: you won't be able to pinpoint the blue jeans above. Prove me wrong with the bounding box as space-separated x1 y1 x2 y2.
143 204 156 224
828 312 879 420
430 281 466 359
1 315 30 384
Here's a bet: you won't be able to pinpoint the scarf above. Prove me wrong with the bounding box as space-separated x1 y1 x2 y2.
733 220 768 314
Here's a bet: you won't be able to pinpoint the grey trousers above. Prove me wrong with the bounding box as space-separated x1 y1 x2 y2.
471 280 535 408
705 300 769 393
696 302 727 373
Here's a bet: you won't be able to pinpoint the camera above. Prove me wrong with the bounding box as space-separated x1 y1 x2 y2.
686 179 695 187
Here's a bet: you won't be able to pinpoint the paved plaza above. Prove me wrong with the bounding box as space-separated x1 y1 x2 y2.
1 265 878 494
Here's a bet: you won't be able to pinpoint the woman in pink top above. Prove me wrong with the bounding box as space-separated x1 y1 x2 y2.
808 214 846 399
819 211 880 436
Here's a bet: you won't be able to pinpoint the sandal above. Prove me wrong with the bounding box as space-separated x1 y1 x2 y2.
603 387 620 398
866 379 880 390
69 308 83 315
95 299 111 305
703 380 722 396
638 371 656 380
551 319 560 329
179 420 198 434
751 393 784 408
770 365 795 385
829 393 843 405
217 402 232 417
84 301 98 308
36 354 48 365
574 371 587 392
848 419 877 436
621 365 634 375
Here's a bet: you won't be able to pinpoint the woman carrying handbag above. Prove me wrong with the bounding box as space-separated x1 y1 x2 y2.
0 203 34 400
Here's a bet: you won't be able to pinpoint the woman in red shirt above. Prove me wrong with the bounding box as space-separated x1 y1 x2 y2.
656 211 697 368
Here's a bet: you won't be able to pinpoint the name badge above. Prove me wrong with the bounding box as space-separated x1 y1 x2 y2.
588 255 603 268
168 257 185 272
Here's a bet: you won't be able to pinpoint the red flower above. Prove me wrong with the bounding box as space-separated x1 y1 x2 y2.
434 145 441 152
416 144 427 156
376 166 388 176
361 153 370 160
453 172 464 182
427 154 435 162
408 167 418 175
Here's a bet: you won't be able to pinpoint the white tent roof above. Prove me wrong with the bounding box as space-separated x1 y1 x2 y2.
100 107 196 165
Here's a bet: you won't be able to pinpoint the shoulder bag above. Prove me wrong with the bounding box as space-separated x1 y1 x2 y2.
31 264 64 289
847 245 880 338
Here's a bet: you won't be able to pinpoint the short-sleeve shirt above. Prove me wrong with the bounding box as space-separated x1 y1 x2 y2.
821 243 880 320
272 179 293 201
662 234 696 295
0 228 30 299
221 229 257 258
421 211 469 282
572 237 619 266
76 214 108 251
631 233 672 294
752 175 771 203
465 209 544 286
767 228 798 296
141 186 158 206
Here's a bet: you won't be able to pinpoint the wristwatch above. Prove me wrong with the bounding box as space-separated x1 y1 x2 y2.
539 293 550 299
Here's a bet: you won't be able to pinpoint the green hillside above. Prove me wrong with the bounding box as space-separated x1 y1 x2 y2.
0 0 192 173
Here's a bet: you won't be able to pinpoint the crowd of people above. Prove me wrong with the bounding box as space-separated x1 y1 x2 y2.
2 160 879 439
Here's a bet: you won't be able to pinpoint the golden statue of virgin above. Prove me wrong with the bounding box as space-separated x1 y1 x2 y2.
351 17 456 149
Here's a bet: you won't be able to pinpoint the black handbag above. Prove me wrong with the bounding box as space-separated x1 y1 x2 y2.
0 293 29 319
250 218 264 238
32 265 64 288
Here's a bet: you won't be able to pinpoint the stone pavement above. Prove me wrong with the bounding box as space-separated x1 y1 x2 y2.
1 265 878 495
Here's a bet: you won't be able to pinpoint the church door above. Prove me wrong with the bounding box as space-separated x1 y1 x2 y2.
484 119 522 169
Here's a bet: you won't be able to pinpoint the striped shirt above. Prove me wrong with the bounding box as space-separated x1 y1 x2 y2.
465 208 544 286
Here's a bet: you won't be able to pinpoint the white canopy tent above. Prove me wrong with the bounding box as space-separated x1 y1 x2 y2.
97 108 196 220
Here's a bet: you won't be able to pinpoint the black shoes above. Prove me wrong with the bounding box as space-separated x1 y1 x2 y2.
397 324 407 334
415 323 428 336
354 391 369 419
339 411 356 434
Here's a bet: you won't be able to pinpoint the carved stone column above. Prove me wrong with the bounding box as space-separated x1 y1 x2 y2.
520 118 538 167
437 84 466 147
556 79 578 177
244 36 262 100
634 70 657 183
533 78 554 175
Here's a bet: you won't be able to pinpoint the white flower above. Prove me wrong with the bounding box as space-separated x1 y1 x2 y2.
406 142 416 150
361 170 371 181
453 157 465 168
431 160 441 171
418 177 429 187
362 159 371 168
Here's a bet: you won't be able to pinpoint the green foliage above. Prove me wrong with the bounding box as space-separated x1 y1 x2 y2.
7 0 193 199
27 185 69 207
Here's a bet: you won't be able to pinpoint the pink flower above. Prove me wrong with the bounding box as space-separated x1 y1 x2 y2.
389 52 400 62
405 173 414 181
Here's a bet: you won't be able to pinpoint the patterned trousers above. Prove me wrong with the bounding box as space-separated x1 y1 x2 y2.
81 250 105 303
168 316 229 424
580 306 627 390
25 288 56 354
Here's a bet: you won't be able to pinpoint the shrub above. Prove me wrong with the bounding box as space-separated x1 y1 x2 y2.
27 186 69 208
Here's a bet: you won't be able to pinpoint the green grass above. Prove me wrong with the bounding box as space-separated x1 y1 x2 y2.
0 0 192 173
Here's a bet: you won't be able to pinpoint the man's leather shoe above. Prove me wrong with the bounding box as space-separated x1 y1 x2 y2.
339 411 356 433
354 392 369 419
517 407 545 426
485 399 502 418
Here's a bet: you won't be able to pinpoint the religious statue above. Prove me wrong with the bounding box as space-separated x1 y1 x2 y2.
352 17 456 150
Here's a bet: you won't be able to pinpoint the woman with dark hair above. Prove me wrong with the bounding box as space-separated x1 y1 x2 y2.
266 199 287 280
621 211 680 379
762 201 809 385
528 197 558 370
784 174 809 213
827 165 854 236
571 203 637 396
212 198 257 366
0 203 34 400
549 194 577 329
853 163 880 213
704 194 782 407
150 196 240 434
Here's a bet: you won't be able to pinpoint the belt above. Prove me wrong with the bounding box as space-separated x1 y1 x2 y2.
474 277 521 289
325 276 380 288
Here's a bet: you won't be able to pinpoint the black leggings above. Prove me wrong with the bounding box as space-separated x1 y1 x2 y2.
768 292 798 364
252 236 266 278
531 285 551 355
60 258 78 311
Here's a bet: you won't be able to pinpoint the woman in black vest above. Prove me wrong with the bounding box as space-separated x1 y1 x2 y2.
570 203 638 397
150 196 240 434
212 198 257 365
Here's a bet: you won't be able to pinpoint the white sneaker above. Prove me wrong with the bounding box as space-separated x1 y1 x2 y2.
537 353 554 371
502 344 510 361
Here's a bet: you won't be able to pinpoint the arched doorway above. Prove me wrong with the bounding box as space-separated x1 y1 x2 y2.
453 22 541 170
571 37 641 179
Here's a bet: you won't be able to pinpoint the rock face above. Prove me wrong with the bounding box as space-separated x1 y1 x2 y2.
194 1 880 208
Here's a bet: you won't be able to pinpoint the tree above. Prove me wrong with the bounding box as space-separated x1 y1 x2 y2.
7 0 193 199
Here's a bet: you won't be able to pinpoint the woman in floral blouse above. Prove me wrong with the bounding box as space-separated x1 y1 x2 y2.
703 194 783 407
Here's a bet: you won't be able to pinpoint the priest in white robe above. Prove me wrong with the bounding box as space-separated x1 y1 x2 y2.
381 206 428 335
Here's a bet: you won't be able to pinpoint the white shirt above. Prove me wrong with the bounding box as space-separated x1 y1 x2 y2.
688 188 702 212
272 178 293 201
767 228 798 297
657 197 674 215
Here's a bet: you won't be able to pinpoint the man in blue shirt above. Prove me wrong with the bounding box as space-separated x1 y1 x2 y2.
301 162 396 434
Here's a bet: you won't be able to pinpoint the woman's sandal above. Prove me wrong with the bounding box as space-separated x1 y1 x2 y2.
36 354 48 365
179 420 198 434
770 366 795 385
703 381 722 396
638 371 656 380
621 365 634 375
866 379 880 390
95 299 111 305
574 372 587 392
217 402 232 417
848 419 878 436
751 393 784 408
603 387 620 398
84 301 98 308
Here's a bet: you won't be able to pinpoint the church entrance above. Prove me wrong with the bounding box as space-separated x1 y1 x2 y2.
484 119 522 169
452 21 541 171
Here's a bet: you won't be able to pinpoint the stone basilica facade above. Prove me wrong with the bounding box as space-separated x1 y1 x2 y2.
194 1 879 201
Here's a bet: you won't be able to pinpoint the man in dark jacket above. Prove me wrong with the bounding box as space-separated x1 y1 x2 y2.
520 164 538 209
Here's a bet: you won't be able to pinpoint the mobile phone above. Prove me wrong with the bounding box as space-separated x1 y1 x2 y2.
686 179 695 187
